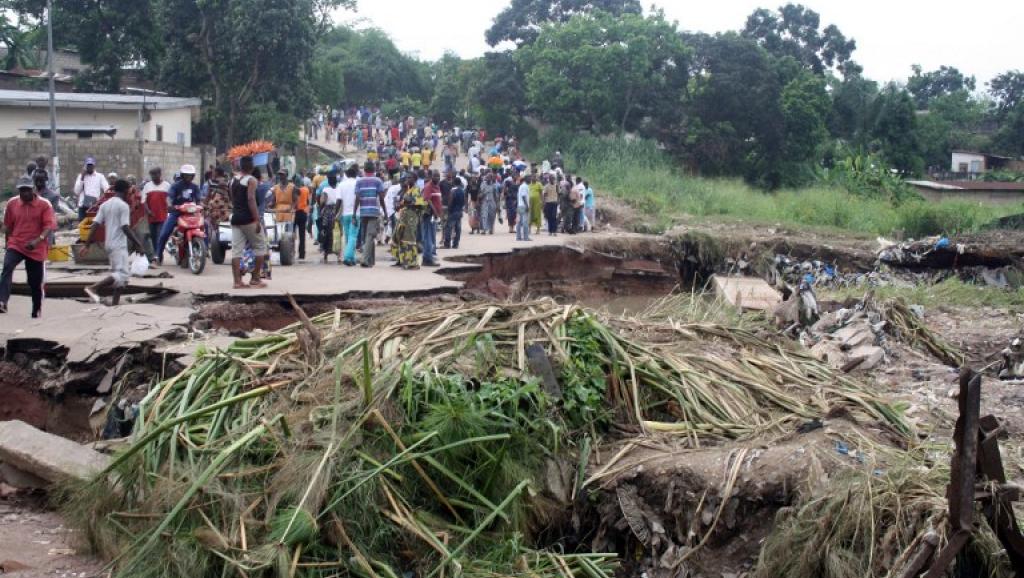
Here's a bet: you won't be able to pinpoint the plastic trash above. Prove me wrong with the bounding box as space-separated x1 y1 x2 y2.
129 252 149 277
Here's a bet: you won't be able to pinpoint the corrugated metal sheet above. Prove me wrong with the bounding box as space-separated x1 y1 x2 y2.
0 89 200 110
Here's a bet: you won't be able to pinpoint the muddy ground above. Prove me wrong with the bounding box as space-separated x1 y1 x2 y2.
2 218 1023 577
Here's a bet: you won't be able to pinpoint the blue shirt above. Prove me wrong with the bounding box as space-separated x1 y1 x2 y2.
167 181 200 216
448 185 465 215
256 182 272 217
585 188 595 209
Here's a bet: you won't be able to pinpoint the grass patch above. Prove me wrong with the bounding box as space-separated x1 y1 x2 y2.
528 131 1024 237
821 277 1024 312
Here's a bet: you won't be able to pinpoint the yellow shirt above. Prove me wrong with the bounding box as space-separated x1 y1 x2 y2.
411 152 422 167
422 149 432 166
368 150 378 162
400 151 411 166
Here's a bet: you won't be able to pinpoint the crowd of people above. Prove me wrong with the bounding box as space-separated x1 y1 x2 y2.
0 111 598 315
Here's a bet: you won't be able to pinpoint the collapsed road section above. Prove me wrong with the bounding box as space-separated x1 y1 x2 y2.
1 227 1023 578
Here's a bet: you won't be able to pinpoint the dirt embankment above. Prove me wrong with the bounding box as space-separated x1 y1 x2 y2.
449 239 679 301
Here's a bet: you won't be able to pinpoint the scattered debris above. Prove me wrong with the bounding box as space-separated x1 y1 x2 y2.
999 336 1024 380
66 299 911 578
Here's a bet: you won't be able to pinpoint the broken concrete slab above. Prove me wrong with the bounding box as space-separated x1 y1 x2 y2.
1 303 192 365
0 462 48 489
0 420 110 484
832 323 876 349
844 346 886 372
712 275 782 311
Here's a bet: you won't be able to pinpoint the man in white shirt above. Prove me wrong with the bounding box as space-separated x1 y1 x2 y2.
317 171 342 262
384 177 401 244
516 175 531 242
73 157 106 220
80 179 143 306
337 165 359 266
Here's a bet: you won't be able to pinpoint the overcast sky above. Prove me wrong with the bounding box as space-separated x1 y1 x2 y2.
344 0 1021 86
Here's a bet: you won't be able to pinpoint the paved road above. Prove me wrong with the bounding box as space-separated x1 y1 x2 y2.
4 219 573 310
3 136 576 312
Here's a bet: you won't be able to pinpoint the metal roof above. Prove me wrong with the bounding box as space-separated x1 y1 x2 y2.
0 89 201 111
907 179 1024 192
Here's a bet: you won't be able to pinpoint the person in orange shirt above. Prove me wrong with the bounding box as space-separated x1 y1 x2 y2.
293 175 311 261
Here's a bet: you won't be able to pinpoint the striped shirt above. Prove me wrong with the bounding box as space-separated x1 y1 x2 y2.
355 174 386 218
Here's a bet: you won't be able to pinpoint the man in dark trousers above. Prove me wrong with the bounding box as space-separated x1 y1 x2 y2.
0 176 57 317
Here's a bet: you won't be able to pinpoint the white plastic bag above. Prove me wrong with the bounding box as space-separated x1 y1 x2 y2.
129 252 149 277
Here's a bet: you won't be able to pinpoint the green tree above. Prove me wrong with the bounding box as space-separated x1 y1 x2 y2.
315 26 428 106
311 57 345 108
871 85 924 175
827 74 878 145
0 15 41 70
679 33 780 179
6 0 162 92
906 65 976 109
518 10 689 133
430 52 470 125
155 0 325 149
989 70 1024 116
466 51 527 135
485 0 641 47
988 70 1024 156
914 91 989 169
742 3 860 77
777 72 830 185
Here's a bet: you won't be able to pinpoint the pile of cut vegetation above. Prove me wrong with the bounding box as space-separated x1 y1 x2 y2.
64 298 1010 577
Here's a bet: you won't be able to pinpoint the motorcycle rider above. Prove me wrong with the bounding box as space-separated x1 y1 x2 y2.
155 164 200 264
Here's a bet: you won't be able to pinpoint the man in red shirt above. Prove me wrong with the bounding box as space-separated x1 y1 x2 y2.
419 170 443 267
1 175 57 317
142 167 169 263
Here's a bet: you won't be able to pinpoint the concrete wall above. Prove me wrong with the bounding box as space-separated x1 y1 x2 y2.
0 107 137 140
148 108 193 147
0 138 215 195
951 152 986 173
0 105 193 146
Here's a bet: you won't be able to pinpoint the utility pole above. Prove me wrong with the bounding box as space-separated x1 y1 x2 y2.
137 91 146 179
46 0 59 194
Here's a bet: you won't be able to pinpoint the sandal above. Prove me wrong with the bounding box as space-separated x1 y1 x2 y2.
233 283 250 289
249 281 268 289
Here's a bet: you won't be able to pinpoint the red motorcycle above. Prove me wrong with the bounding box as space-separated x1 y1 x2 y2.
165 202 207 274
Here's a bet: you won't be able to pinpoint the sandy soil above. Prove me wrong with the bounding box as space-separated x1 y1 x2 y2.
0 496 103 578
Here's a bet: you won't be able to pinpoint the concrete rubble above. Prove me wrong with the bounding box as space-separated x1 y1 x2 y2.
803 307 889 372
0 420 110 485
999 336 1024 380
0 303 193 366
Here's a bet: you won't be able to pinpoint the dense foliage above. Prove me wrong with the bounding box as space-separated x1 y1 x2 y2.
2 0 1022 189
529 130 1021 238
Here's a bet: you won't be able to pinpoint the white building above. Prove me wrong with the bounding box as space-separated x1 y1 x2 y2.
0 89 201 147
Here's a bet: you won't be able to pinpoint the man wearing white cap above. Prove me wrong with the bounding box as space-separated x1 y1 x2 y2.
73 156 106 220
155 164 200 264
